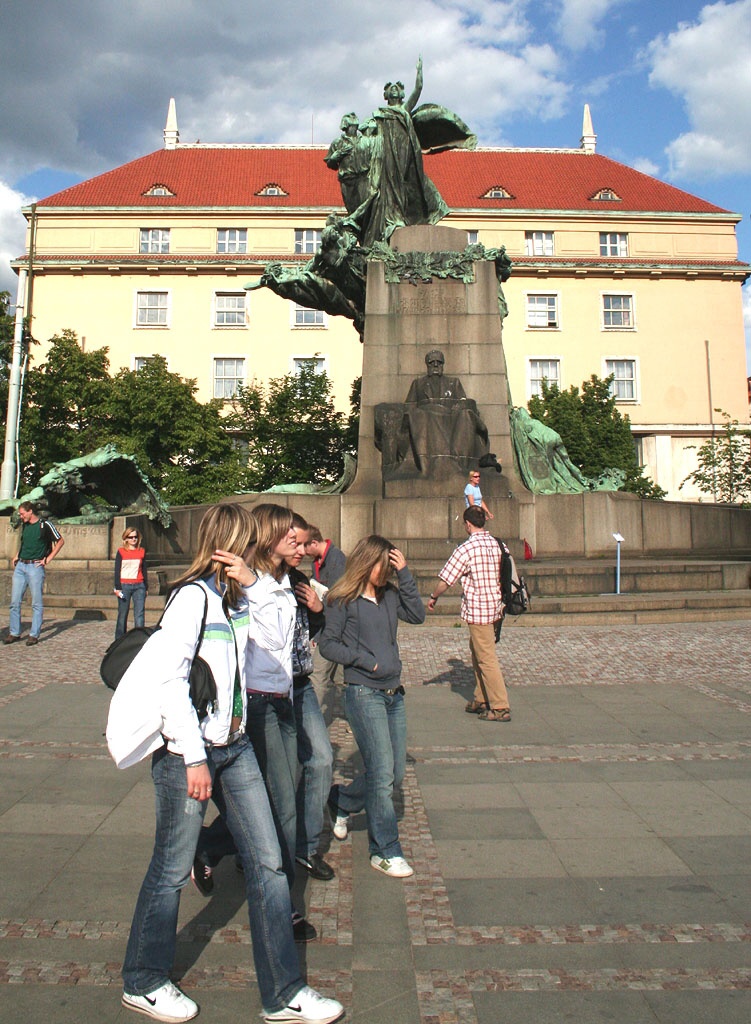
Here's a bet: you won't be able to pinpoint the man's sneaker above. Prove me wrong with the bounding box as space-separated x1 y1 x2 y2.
327 790 348 841
263 984 344 1023
370 854 414 878
190 854 213 897
25 636 39 646
122 980 198 1021
296 852 335 881
3 634 21 645
291 911 317 943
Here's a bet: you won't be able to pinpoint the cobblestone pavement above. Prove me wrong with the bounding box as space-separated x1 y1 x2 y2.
1 617 750 1023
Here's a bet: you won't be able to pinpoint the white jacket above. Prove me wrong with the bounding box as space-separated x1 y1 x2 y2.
245 572 296 698
106 579 251 769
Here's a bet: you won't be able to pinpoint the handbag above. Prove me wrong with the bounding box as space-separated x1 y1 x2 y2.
100 582 217 720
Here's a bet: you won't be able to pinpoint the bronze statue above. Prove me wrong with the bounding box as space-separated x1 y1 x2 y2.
324 113 373 214
375 349 489 480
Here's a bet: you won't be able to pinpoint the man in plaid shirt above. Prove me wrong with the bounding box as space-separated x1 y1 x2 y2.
427 506 511 722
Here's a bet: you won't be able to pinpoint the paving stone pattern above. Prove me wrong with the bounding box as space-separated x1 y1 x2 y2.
0 617 750 1023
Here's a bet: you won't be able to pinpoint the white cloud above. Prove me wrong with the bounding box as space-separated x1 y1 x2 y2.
555 0 630 51
0 0 571 182
631 156 660 176
646 0 751 178
0 181 31 298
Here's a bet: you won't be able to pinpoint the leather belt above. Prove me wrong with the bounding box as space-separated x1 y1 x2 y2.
246 689 290 700
206 728 244 749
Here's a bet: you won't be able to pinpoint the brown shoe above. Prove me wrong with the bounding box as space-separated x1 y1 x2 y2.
3 634 21 645
478 707 511 722
25 636 39 647
465 699 489 714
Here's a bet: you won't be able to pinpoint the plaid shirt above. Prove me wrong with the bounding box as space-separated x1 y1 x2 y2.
438 530 502 624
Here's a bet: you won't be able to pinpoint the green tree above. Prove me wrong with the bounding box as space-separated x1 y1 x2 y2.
227 365 348 491
528 374 666 499
20 330 113 484
680 411 751 504
106 356 246 504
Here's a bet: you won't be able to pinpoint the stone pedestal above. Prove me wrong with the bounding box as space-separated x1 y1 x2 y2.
348 224 519 501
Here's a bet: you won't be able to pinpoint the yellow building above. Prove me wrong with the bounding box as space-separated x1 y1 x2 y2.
12 104 749 500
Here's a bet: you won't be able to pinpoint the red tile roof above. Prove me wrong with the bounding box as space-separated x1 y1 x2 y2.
36 145 730 216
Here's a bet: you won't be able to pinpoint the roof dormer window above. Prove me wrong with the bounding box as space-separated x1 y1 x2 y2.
258 183 287 196
483 185 511 199
144 183 174 197
591 187 621 202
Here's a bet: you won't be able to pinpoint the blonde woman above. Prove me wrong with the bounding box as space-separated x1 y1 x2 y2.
319 536 425 878
119 503 342 1024
113 527 148 638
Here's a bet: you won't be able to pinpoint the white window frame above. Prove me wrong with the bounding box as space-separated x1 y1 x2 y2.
601 292 635 330
604 357 639 403
290 354 328 376
524 231 554 257
213 356 246 400
525 292 560 330
467 230 479 245
139 228 170 254
291 302 327 328
134 290 170 328
528 357 561 399
294 229 322 254
599 232 629 257
213 291 247 328
217 228 248 254
133 355 165 371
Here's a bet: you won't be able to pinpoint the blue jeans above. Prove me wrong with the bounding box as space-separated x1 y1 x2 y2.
293 679 333 859
9 561 45 638
244 694 298 889
337 684 407 859
115 582 147 639
122 737 302 1013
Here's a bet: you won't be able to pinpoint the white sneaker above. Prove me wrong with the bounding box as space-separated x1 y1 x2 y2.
331 813 349 841
122 980 198 1021
263 984 344 1023
370 854 414 878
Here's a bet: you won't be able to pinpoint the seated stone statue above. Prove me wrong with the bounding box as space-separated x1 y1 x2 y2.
375 349 489 479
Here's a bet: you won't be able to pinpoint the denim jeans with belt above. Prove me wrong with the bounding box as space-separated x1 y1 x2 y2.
293 679 333 859
9 561 45 638
336 684 407 859
115 582 147 639
244 693 299 889
122 736 302 1013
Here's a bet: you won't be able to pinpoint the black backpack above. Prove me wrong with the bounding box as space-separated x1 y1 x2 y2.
494 539 531 640
100 582 217 720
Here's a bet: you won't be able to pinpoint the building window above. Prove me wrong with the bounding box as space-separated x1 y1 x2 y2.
600 232 628 257
213 357 246 399
257 183 287 196
214 292 247 327
292 355 327 375
217 229 247 254
605 359 637 401
526 293 559 329
143 183 174 197
467 230 479 244
294 229 322 254
134 355 159 371
136 291 169 326
529 358 561 397
293 303 326 327
602 293 634 329
592 187 621 201
483 185 511 199
139 228 170 254
524 231 554 257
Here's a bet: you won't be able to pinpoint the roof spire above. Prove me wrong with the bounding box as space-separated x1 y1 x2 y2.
164 98 179 150
580 103 596 154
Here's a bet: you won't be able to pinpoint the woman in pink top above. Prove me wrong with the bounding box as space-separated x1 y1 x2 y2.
113 527 148 638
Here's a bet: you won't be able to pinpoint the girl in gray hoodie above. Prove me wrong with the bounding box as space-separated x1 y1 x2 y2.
320 535 425 878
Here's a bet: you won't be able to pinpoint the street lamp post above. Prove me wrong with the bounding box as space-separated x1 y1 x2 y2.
0 269 28 500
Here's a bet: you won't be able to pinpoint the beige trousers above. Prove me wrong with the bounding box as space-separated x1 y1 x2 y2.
467 622 510 711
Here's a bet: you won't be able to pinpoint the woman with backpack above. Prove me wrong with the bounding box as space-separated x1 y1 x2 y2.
118 502 343 1024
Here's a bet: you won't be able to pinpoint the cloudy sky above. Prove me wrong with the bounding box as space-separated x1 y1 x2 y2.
2 0 750 356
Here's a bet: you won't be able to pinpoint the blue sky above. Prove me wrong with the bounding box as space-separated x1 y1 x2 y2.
1 0 750 360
